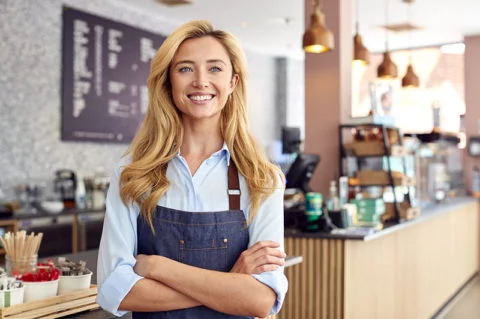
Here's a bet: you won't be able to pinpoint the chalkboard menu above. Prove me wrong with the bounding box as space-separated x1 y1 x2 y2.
61 6 166 143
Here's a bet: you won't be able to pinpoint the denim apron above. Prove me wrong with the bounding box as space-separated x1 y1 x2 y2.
134 163 252 319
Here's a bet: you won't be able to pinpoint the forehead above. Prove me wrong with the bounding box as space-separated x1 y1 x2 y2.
173 36 231 64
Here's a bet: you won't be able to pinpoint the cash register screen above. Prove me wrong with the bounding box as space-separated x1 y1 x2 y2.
285 153 320 194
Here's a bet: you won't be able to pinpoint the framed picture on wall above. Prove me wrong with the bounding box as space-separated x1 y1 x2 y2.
369 82 393 116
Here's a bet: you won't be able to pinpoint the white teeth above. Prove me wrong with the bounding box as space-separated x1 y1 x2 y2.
189 95 213 101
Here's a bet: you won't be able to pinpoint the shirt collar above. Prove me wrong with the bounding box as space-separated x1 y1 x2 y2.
175 142 231 165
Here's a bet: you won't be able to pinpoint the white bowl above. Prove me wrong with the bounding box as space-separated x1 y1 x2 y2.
58 271 92 295
23 280 58 302
40 201 64 214
3 286 24 307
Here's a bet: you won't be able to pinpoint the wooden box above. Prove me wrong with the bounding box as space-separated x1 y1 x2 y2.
355 170 405 186
382 202 421 222
0 285 98 319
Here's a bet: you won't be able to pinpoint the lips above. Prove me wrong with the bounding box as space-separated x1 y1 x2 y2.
188 94 214 101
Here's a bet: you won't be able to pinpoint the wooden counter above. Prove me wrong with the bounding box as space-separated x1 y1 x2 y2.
279 198 479 319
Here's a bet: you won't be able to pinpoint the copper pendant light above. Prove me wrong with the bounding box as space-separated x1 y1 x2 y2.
402 63 420 88
353 34 370 66
353 0 370 65
303 0 334 53
401 1 420 88
377 51 398 79
377 0 398 79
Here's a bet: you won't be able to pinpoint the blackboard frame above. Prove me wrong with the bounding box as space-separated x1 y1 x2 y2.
61 6 166 144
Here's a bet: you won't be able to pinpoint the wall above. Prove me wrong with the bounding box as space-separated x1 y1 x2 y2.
304 0 353 195
286 57 305 138
0 0 298 196
464 35 480 192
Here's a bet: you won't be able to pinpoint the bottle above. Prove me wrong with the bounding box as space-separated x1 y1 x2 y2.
473 166 480 198
327 180 341 211
75 174 86 210
305 192 323 231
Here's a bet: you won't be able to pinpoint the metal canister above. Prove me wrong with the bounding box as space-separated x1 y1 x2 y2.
305 192 323 231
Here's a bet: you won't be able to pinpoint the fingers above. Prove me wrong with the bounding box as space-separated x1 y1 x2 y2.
249 240 281 253
254 253 285 267
251 263 283 274
251 246 286 262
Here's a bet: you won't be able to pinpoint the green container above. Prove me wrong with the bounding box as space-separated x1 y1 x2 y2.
305 192 323 231
350 198 385 210
350 199 385 223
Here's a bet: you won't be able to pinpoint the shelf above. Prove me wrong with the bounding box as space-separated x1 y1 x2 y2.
340 123 398 130
348 184 399 188
342 143 407 158
339 124 416 223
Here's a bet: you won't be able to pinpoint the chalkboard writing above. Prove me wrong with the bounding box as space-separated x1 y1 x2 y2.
61 6 166 143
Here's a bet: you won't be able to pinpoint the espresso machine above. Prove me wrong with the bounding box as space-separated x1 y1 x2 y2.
54 170 77 209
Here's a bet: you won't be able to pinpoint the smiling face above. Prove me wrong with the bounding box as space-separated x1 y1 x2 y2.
169 36 239 126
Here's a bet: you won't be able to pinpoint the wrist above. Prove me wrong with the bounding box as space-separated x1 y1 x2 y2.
148 255 164 279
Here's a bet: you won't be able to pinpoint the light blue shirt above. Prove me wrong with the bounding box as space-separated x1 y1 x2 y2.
97 144 288 317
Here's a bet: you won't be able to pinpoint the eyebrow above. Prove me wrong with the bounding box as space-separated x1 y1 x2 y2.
173 59 228 68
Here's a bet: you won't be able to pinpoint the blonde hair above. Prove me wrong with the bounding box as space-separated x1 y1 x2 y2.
119 20 284 231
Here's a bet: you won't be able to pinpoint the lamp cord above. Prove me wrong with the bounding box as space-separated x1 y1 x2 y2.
355 0 359 33
408 2 413 62
385 0 389 51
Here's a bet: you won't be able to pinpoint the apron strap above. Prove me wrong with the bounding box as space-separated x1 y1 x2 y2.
228 161 241 210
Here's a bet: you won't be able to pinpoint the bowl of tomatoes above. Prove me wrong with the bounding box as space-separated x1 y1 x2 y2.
21 261 60 303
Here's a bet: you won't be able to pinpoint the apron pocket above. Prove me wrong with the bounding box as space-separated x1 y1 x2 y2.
178 237 228 272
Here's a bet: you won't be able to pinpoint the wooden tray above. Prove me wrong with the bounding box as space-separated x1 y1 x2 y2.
0 285 99 319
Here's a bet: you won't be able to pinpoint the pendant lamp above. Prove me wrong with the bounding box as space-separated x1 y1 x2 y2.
377 0 398 79
353 0 370 65
377 51 398 79
303 0 334 53
402 63 420 87
401 1 420 88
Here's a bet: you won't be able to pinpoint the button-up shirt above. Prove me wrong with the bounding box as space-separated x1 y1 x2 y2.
97 144 288 317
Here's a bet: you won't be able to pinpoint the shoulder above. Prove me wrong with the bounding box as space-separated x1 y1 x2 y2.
111 155 133 177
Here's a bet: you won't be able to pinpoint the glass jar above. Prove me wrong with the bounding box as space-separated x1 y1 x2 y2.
5 254 37 277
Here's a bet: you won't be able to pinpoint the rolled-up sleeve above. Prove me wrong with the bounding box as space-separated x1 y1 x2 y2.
247 175 288 315
96 165 143 317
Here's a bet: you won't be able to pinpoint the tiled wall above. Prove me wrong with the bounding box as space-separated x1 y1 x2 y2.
0 0 303 197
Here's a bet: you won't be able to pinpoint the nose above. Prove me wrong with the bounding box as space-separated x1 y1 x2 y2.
192 71 209 88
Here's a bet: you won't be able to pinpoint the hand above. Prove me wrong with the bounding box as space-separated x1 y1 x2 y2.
134 254 157 278
230 240 286 274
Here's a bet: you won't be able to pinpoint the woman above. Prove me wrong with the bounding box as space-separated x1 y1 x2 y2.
97 20 287 318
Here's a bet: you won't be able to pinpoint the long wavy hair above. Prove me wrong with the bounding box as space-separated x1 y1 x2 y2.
119 20 284 231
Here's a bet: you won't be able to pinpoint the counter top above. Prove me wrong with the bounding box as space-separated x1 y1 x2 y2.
285 197 478 241
6 206 105 221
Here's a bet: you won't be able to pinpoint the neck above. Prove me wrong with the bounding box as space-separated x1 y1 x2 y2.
180 118 223 159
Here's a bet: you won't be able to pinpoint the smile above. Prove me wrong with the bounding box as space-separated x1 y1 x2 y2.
188 94 214 101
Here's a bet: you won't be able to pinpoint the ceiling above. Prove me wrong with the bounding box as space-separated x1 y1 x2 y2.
113 0 480 59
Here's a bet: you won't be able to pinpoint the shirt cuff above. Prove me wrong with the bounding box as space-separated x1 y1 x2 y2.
252 269 289 315
96 264 143 317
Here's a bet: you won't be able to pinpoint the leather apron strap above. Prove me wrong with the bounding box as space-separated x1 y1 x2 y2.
228 162 241 210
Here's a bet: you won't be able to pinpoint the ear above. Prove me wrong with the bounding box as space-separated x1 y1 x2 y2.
229 74 239 94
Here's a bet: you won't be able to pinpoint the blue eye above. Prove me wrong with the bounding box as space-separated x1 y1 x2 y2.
210 66 221 72
179 66 192 72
